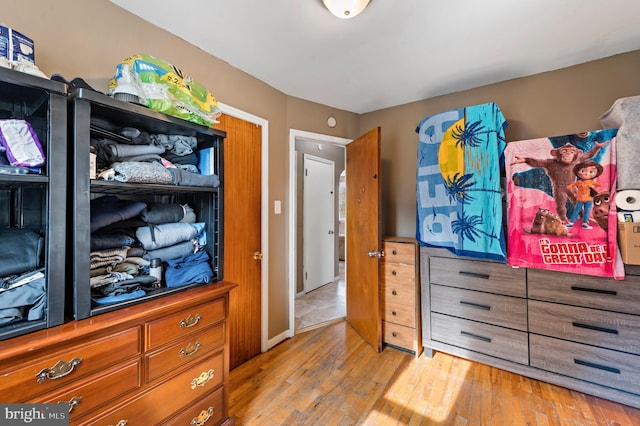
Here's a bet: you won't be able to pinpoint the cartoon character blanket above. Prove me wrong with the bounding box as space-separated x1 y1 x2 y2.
416 102 507 262
505 129 624 279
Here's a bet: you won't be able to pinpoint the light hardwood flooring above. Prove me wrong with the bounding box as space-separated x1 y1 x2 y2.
294 261 345 331
229 321 640 425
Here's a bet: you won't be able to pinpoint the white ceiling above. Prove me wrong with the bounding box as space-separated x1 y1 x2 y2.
110 0 640 114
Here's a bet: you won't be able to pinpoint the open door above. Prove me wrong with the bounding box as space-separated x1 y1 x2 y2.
346 127 382 352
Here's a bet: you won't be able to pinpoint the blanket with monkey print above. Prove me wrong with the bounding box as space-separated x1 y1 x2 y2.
505 129 624 279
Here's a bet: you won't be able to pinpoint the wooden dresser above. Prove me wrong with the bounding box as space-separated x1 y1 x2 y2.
421 248 640 409
382 237 422 356
0 282 235 426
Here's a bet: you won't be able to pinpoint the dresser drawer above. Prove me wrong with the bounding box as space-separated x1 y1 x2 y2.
529 300 640 355
33 360 141 422
146 323 225 382
530 334 640 395
164 386 225 426
383 241 415 265
0 327 140 401
431 284 527 331
146 298 226 350
429 256 526 297
528 269 640 314
431 312 528 364
81 351 225 426
383 321 416 351
383 281 415 328
383 262 415 288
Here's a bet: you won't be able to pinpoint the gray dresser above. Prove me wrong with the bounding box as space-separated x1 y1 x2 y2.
421 248 640 409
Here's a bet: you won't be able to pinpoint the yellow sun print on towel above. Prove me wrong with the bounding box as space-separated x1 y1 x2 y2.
438 118 465 180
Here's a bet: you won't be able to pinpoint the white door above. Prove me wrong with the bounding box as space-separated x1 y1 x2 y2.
303 154 336 293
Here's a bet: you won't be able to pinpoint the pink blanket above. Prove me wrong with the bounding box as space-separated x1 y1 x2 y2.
505 130 624 279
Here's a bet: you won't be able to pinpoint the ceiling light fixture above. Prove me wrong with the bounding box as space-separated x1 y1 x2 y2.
322 0 371 19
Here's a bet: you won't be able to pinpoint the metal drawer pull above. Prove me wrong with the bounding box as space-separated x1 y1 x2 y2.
392 270 397 276
392 250 398 256
191 369 215 389
191 407 215 426
180 313 202 328
59 396 83 413
570 286 617 296
574 358 621 374
36 358 83 383
392 311 397 316
460 300 491 311
392 290 397 296
460 330 492 343
392 332 398 337
458 271 490 280
572 321 619 335
180 341 202 357
109 421 128 426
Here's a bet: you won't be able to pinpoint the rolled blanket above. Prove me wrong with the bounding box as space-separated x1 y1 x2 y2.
140 203 195 224
113 161 173 184
136 222 200 250
169 167 220 187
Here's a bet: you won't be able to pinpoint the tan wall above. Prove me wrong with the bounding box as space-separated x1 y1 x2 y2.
5 0 640 340
363 51 640 237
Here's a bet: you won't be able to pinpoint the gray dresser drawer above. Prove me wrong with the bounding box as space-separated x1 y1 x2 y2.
528 269 640 314
530 334 640 395
429 256 526 297
529 300 640 355
431 284 527 331
431 312 528 364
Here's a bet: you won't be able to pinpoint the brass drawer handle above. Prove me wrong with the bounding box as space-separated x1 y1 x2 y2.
458 271 490 280
191 369 215 389
180 341 202 357
460 330 492 343
36 358 83 383
59 396 83 413
180 313 202 328
191 407 215 425
574 358 620 374
460 300 491 311
109 421 128 426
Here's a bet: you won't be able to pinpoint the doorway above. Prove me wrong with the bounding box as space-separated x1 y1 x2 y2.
289 130 350 336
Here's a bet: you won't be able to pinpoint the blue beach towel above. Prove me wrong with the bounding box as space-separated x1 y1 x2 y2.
415 102 508 262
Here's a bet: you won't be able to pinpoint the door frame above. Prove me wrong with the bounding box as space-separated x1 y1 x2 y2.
218 102 270 352
288 129 351 338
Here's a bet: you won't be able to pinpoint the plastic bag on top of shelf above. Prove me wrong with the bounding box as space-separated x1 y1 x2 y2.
108 54 221 128
0 119 45 167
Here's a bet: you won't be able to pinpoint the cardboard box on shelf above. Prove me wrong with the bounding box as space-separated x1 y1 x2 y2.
0 25 34 64
618 221 640 265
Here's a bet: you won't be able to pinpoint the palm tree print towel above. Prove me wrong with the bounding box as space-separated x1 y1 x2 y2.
505 130 624 279
416 102 508 262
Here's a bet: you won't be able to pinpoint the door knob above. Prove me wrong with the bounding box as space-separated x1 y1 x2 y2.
252 251 263 260
367 250 384 258
328 230 334 234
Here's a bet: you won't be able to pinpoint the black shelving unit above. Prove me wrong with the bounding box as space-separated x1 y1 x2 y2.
68 88 225 320
0 67 67 340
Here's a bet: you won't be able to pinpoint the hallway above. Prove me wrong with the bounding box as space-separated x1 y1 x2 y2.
295 261 345 331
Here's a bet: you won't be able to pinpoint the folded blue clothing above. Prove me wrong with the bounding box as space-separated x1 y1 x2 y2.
93 289 146 305
136 222 203 250
164 250 213 288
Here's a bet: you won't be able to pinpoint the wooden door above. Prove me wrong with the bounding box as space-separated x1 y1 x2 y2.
346 127 382 352
217 114 262 369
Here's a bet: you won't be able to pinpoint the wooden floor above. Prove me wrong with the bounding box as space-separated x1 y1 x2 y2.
229 321 640 425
